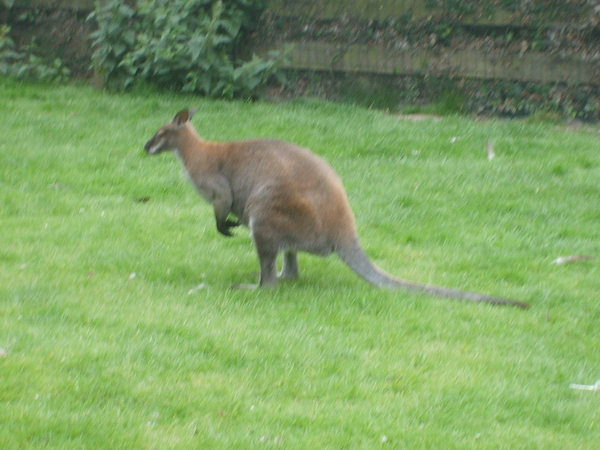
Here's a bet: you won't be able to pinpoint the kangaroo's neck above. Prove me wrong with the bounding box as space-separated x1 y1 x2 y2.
175 124 203 156
174 125 223 176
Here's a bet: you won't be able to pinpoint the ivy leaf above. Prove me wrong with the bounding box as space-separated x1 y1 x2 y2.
212 34 233 46
219 18 242 38
122 30 136 46
112 43 128 57
117 4 135 18
188 35 206 61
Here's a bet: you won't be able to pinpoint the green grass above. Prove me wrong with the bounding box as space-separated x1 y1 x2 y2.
1 78 599 449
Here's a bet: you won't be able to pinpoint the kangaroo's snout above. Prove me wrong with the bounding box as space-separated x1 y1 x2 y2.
144 138 160 155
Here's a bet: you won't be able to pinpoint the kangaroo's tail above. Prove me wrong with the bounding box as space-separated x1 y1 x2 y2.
336 239 529 309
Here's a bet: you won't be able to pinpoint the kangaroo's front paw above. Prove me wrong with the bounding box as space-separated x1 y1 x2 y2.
217 219 240 237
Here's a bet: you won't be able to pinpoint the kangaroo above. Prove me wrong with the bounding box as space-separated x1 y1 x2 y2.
144 108 529 309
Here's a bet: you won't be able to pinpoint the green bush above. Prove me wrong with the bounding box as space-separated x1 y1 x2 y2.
0 23 70 83
88 0 286 98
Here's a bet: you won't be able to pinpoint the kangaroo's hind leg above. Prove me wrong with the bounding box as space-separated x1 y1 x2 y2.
251 229 280 288
279 251 299 281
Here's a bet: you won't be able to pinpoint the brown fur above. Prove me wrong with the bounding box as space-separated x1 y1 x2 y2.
144 109 529 309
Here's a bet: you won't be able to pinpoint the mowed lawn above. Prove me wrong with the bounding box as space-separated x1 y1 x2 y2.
1 79 599 449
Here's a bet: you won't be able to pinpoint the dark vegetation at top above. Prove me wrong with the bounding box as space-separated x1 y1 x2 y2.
1 0 600 119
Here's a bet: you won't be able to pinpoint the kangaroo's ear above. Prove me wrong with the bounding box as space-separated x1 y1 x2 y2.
188 107 198 121
172 109 191 126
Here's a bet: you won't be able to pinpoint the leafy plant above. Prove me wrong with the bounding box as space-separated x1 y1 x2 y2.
88 0 287 98
0 25 20 74
0 25 70 82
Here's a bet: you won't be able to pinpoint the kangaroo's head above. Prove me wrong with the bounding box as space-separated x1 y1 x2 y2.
144 108 197 155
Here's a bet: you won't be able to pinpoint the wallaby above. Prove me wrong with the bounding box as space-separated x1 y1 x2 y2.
144 108 529 309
